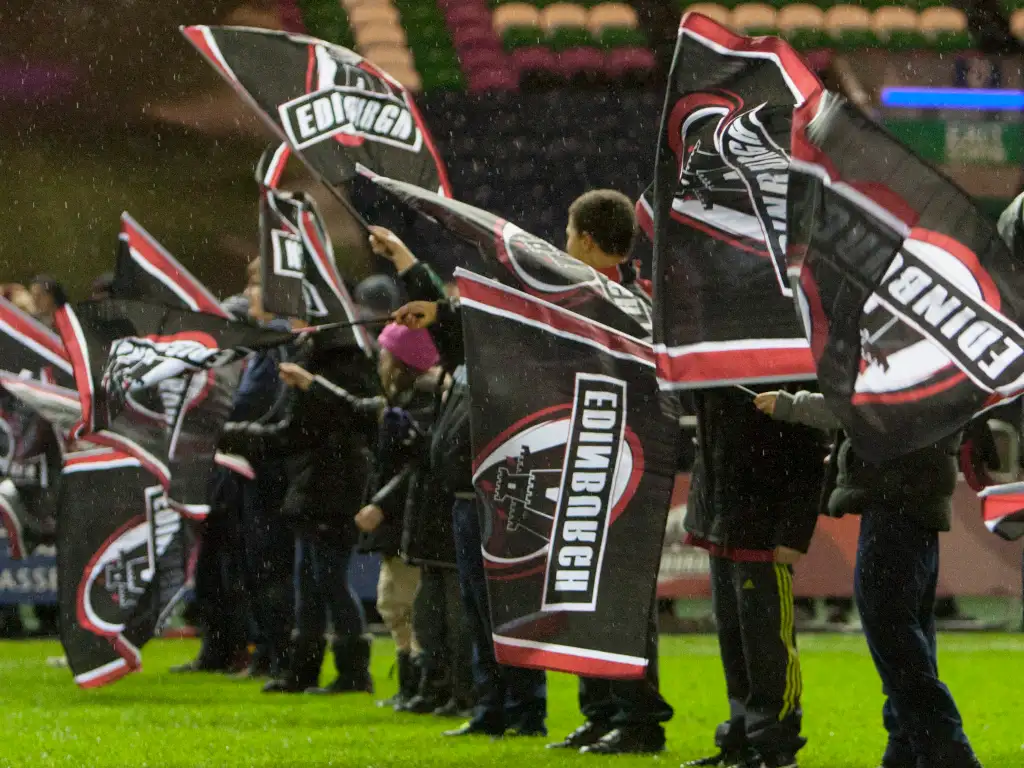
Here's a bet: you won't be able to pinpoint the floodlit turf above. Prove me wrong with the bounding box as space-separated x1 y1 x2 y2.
1 634 1022 768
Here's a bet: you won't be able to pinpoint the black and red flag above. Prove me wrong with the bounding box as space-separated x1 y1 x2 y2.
787 90 1024 460
256 151 375 355
0 296 77 558
54 299 289 515
362 167 653 340
457 269 676 678
978 481 1024 541
181 26 451 195
643 13 821 388
113 213 226 317
57 448 188 689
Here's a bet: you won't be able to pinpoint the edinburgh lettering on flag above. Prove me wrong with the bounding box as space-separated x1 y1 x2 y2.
364 167 653 340
256 160 374 354
457 269 676 678
787 90 1024 460
181 26 451 195
643 13 820 388
57 448 188 689
978 481 1024 541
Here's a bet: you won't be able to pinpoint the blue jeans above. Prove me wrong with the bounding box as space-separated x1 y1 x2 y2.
452 497 546 732
855 505 972 763
290 533 366 684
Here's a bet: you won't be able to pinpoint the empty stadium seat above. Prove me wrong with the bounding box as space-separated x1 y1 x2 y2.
1012 8 1024 39
343 0 393 9
824 5 877 48
587 3 639 34
446 4 493 28
872 7 924 50
459 47 506 72
597 26 648 49
468 68 520 91
493 2 541 34
682 4 732 24
349 3 401 30
731 4 777 34
777 4 828 49
362 44 416 72
355 23 408 49
541 3 590 31
919 6 971 49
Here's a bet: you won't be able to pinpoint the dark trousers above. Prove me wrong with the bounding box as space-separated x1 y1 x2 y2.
291 532 367 685
579 585 673 728
710 556 804 756
452 497 547 731
192 472 247 666
855 505 972 763
239 460 293 670
414 565 474 703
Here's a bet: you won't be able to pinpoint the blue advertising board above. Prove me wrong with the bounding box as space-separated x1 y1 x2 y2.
0 530 57 605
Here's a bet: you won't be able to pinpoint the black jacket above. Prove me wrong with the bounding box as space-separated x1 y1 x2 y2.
685 385 830 559
357 384 436 557
222 338 381 537
397 262 474 495
771 390 960 531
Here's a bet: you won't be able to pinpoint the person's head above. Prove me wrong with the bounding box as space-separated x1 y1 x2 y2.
566 190 637 268
355 274 402 318
90 272 114 301
29 275 66 318
376 323 440 396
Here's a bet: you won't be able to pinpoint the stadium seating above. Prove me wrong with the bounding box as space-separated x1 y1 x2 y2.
675 0 976 50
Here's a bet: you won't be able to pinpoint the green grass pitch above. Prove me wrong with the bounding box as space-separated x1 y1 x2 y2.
1 634 1022 767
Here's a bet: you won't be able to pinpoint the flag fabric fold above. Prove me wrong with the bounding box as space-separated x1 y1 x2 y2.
787 90 1024 460
457 269 676 678
363 167 653 340
644 12 820 388
181 26 451 195
57 448 188 689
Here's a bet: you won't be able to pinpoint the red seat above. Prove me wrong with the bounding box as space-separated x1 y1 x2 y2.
557 46 605 77
604 46 656 80
468 68 520 92
459 47 507 73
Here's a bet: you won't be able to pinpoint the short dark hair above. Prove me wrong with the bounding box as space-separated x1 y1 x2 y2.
568 189 637 258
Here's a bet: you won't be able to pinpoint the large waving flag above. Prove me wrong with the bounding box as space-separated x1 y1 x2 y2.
643 13 821 389
787 90 1024 460
58 448 188 689
457 269 676 678
181 26 451 195
362 167 653 340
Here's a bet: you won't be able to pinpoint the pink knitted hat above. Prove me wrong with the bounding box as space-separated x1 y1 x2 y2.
378 323 440 373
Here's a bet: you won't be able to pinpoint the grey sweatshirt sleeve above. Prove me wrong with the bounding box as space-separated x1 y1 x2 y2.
771 391 843 431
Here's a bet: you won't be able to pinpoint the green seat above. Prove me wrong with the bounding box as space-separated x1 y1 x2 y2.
596 26 648 49
886 29 928 49
503 24 546 49
400 5 439 26
930 29 973 51
909 0 946 8
787 27 831 49
831 27 880 49
408 24 451 50
423 68 465 91
549 26 595 51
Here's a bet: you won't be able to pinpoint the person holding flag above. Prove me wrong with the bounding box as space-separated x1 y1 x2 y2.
753 390 982 768
380 189 676 753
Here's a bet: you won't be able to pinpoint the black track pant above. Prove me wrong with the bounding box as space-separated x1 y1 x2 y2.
578 584 673 728
710 556 805 756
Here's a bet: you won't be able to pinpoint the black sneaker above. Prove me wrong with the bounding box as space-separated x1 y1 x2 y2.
579 726 665 755
547 721 611 750
262 677 310 694
747 754 798 768
683 748 755 767
433 698 473 718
